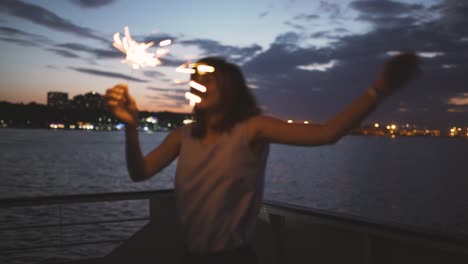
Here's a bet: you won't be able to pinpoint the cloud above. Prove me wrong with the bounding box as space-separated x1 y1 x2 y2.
0 26 49 46
143 71 166 79
143 71 171 82
69 67 149 82
386 51 445 59
55 43 121 58
297 60 339 72
147 87 187 103
284 21 306 31
178 38 262 64
241 1 468 127
0 37 37 47
350 0 428 29
70 0 115 8
448 93 468 106
318 1 342 19
350 0 423 16
0 0 107 43
47 48 80 58
293 13 320 20
258 11 269 18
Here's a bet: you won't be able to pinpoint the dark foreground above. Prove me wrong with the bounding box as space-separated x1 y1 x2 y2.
1 190 467 264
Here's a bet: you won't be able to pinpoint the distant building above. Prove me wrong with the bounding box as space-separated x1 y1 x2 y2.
47 92 68 109
71 91 104 110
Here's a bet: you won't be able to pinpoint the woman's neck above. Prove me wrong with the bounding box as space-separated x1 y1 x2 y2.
205 111 224 133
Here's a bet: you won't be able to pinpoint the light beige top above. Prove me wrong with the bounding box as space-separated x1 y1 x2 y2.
175 121 269 253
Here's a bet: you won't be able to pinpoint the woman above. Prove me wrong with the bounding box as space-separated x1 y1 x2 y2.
105 54 419 263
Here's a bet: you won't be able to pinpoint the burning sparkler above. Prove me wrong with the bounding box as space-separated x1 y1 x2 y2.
113 26 171 70
176 62 216 107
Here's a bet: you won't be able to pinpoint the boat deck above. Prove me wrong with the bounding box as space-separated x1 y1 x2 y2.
1 190 468 263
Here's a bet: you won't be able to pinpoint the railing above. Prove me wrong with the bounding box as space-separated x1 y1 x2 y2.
2 190 468 263
0 190 173 262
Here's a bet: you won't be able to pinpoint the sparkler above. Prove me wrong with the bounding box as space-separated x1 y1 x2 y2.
176 62 216 107
113 27 171 70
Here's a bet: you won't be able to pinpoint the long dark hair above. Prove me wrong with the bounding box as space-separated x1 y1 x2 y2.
191 57 261 138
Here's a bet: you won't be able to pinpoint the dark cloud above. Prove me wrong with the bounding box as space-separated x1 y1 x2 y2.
143 34 179 45
69 67 149 83
147 87 187 104
0 37 37 47
47 48 80 58
0 26 49 46
143 71 166 79
318 1 342 19
179 38 262 64
147 93 186 102
293 13 320 20
70 0 115 8
242 1 468 128
147 87 186 93
56 43 121 58
143 71 171 82
350 0 423 16
0 0 107 43
0 26 45 40
350 0 426 29
258 11 269 18
284 21 306 31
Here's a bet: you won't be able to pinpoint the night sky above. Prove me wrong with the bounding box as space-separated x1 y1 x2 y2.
0 0 467 129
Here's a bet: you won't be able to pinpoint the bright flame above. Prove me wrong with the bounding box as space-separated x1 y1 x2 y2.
189 81 207 93
156 49 169 56
174 79 189 84
185 92 201 107
176 62 196 74
159 39 172 47
113 26 164 69
197 65 215 73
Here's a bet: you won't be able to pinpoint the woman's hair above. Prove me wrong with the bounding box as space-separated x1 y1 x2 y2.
191 57 261 138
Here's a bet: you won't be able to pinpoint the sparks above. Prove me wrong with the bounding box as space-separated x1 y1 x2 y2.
189 81 207 93
185 92 201 107
159 39 172 47
113 26 171 69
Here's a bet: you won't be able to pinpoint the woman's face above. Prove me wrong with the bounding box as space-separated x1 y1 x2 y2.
191 65 221 111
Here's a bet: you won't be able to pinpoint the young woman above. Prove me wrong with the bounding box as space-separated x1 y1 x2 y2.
104 54 419 264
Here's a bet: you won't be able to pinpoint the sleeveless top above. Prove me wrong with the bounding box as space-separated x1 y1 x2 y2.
174 120 269 253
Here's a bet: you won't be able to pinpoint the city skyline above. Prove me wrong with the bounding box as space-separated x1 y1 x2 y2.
1 0 467 128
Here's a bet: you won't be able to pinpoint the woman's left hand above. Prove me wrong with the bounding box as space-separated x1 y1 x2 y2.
373 53 421 97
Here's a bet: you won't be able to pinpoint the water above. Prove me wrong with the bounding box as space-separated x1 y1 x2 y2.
1 129 467 262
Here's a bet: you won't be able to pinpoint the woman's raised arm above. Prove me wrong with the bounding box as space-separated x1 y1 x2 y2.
248 53 420 146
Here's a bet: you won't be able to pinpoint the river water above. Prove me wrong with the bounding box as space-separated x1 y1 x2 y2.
1 129 467 263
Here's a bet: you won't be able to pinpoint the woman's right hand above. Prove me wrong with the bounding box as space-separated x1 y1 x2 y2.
105 84 138 127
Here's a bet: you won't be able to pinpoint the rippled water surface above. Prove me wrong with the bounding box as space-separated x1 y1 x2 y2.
1 129 467 263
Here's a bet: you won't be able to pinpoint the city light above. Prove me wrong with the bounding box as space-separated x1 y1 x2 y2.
146 116 157 124
287 120 293 123
304 121 309 124
374 123 379 128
